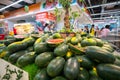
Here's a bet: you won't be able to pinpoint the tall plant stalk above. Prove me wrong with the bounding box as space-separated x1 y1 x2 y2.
59 0 72 32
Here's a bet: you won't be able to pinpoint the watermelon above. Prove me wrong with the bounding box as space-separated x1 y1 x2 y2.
52 33 61 39
54 43 68 56
70 37 79 45
47 57 65 77
47 39 64 48
35 52 54 67
17 52 36 67
64 57 79 80
7 41 27 53
34 68 50 80
81 38 96 47
8 50 28 64
97 64 120 80
52 76 67 80
77 67 89 80
34 43 50 54
85 46 115 63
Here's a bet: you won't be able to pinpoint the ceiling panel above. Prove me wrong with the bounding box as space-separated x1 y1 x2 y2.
19 1 29 5
5 6 17 11
84 0 120 19
0 0 23 8
24 0 34 4
0 0 36 13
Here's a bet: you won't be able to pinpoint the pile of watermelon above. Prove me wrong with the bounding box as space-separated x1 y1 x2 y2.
0 32 120 80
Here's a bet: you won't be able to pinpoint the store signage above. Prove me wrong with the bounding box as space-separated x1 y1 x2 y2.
36 12 56 22
36 12 48 21
48 13 56 21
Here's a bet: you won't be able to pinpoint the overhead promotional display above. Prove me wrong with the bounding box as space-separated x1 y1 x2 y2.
40 0 59 11
36 12 56 31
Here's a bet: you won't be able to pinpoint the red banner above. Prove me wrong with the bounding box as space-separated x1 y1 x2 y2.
36 12 56 22
36 12 48 21
48 13 56 21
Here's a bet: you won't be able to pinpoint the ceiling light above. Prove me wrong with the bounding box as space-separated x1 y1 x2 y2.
0 0 23 12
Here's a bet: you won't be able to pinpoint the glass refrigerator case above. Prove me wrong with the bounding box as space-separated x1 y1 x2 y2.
14 23 34 35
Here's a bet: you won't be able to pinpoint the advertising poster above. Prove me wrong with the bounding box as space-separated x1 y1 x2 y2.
36 12 56 31
40 0 59 11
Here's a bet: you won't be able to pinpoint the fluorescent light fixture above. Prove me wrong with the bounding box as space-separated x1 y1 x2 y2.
0 0 24 12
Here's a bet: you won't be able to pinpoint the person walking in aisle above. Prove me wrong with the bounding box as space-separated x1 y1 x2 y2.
90 24 95 36
84 26 89 34
95 26 99 37
98 25 110 39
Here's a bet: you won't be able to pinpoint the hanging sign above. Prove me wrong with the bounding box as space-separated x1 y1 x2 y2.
36 12 48 22
48 13 56 21
36 12 56 22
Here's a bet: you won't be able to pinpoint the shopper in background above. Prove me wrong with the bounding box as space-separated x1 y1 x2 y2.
95 26 99 37
90 24 95 36
98 25 110 38
99 27 104 35
84 26 89 34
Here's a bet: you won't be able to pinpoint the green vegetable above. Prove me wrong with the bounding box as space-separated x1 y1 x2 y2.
22 64 38 80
